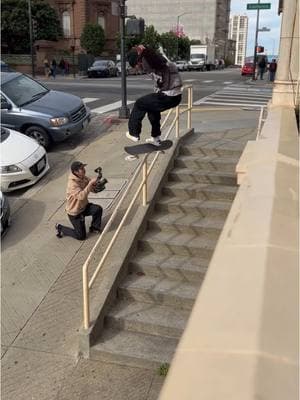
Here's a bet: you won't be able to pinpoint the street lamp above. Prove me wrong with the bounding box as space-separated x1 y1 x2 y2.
176 13 191 60
27 0 35 77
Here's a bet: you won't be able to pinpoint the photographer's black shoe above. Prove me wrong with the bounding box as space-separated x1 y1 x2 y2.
89 226 101 234
55 223 63 238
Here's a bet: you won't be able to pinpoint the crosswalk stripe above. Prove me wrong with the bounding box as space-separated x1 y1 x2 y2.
194 83 272 107
82 97 99 104
202 80 214 83
223 81 233 84
92 100 135 114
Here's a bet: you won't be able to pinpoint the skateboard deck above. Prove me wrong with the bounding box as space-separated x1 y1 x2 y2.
124 140 173 156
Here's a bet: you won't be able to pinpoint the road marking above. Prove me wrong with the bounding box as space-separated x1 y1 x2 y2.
184 79 196 82
92 100 135 114
223 81 233 84
194 83 272 108
202 80 214 83
82 97 99 104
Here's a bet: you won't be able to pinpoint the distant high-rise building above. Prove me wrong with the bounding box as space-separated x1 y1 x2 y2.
229 15 248 65
127 0 231 59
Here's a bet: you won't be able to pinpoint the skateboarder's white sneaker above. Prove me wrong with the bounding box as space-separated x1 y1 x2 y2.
146 136 162 147
126 132 140 142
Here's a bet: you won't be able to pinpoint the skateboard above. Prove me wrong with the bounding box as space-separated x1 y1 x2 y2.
124 140 173 160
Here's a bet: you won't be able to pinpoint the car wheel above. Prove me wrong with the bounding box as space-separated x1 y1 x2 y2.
25 125 50 149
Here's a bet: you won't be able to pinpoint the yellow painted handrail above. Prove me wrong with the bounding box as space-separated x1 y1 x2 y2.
82 85 193 330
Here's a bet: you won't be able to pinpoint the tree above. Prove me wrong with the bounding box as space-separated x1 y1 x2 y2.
178 36 191 60
1 0 61 53
142 25 160 50
80 24 105 56
159 32 178 60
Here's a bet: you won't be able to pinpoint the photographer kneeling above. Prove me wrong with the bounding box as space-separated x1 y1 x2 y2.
55 161 103 240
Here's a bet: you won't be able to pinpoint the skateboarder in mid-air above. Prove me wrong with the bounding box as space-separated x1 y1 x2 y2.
126 45 182 147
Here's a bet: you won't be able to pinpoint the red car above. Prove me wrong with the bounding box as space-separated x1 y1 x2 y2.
241 63 255 76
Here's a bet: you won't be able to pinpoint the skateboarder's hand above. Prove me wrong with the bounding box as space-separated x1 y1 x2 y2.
89 177 98 187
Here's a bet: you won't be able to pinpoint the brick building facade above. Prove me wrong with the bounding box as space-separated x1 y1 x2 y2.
47 0 119 55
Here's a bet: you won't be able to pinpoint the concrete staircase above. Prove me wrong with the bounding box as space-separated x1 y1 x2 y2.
91 136 241 369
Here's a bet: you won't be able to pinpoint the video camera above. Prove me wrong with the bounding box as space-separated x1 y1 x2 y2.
93 167 108 193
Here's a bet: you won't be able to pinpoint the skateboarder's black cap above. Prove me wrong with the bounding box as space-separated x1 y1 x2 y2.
71 161 87 173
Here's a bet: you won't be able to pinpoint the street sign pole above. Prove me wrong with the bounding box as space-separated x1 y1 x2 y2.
28 0 35 77
252 0 261 80
119 0 130 119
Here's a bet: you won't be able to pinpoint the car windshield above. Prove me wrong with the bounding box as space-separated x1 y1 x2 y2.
1 75 49 107
244 63 253 67
93 61 108 66
0 127 10 143
190 54 205 59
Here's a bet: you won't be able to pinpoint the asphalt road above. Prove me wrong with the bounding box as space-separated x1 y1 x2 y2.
39 68 245 112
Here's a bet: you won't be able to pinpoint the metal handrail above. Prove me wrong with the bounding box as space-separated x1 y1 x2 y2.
82 85 193 330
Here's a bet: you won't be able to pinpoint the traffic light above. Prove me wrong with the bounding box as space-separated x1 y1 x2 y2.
126 18 145 36
256 46 264 53
32 19 38 38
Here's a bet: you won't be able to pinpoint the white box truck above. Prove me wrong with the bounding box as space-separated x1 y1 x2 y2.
188 44 216 71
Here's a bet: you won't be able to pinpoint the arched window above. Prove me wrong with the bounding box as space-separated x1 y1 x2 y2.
62 11 71 37
97 14 105 30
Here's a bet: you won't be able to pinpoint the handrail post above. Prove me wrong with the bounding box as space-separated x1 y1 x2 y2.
142 159 147 206
187 87 192 129
175 105 180 138
83 266 90 330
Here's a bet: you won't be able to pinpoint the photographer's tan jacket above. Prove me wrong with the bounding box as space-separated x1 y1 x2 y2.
65 172 92 216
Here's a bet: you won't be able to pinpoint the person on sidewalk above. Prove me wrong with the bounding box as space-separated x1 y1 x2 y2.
43 58 50 78
50 59 57 79
126 45 182 147
258 57 267 80
268 59 277 82
55 161 102 240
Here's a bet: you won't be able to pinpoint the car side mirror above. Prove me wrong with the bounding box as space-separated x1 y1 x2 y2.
1 101 12 110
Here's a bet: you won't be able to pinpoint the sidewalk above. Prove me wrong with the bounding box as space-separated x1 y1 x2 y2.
1 105 262 399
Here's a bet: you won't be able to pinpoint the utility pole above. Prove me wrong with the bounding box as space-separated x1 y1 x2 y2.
252 0 261 80
28 0 35 77
119 0 130 119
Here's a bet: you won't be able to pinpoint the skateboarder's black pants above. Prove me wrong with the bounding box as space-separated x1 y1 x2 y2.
60 203 102 240
128 93 182 138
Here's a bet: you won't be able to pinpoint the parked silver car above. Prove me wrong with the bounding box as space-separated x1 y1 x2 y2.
1 72 91 149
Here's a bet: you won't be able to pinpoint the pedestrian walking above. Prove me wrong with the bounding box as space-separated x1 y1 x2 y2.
50 59 57 79
55 161 103 241
268 59 277 82
126 45 182 146
258 57 267 80
43 57 50 78
59 58 66 76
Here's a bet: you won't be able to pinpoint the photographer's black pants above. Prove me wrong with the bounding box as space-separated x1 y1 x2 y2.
60 203 102 240
128 93 182 138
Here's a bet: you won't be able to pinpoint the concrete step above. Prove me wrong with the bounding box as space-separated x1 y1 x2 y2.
162 181 237 201
175 154 239 172
105 300 190 339
156 196 232 218
169 168 237 186
138 230 216 259
148 212 223 239
118 274 200 310
179 143 243 158
129 251 208 283
91 328 178 369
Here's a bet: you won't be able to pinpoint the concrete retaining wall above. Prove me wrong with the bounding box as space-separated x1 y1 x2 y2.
158 106 299 400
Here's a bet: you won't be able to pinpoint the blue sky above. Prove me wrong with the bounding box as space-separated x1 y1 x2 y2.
230 0 282 56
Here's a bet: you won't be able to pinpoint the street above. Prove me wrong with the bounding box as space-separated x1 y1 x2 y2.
40 68 267 112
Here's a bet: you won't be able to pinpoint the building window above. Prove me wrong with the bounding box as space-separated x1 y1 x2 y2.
97 14 105 30
62 11 71 37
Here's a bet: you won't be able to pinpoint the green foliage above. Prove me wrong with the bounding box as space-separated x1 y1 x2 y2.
80 24 105 56
142 25 160 50
190 39 202 45
159 31 178 60
178 36 191 60
116 32 143 52
1 0 61 53
158 363 169 376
